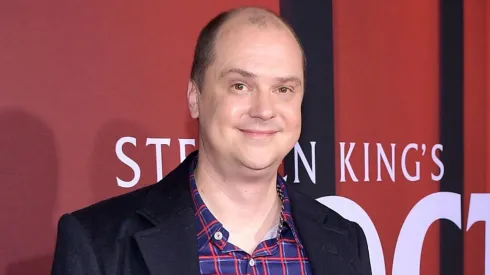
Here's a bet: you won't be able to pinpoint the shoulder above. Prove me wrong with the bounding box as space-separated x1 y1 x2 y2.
53 154 195 272
61 152 196 241
55 177 187 265
64 183 156 241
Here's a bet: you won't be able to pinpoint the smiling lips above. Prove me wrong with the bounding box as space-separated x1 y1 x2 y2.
239 129 279 137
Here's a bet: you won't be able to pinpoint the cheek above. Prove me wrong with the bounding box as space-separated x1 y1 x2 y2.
198 93 221 130
221 96 250 121
229 103 248 119
202 94 249 126
278 102 302 130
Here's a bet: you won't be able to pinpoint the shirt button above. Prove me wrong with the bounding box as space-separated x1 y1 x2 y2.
249 258 255 267
214 231 223 241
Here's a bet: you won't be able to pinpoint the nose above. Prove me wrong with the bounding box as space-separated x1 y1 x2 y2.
249 90 276 120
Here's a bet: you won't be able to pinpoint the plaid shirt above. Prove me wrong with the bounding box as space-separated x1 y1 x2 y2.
189 159 312 275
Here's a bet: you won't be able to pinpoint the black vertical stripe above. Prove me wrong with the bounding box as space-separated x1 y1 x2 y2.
439 0 464 274
280 0 336 198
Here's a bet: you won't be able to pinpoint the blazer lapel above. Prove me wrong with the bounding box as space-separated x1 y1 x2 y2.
133 151 201 275
288 185 357 275
134 207 200 275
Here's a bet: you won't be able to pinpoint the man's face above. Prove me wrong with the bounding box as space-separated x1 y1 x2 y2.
189 21 304 172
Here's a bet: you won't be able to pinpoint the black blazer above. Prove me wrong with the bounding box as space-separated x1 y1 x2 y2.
51 151 372 275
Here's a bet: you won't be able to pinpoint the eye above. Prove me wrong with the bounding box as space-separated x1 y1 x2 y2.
278 86 292 93
232 83 246 91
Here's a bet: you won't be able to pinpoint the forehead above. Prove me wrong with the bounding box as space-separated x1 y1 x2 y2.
211 21 304 79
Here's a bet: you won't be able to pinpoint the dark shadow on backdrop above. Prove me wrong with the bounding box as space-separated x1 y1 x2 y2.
0 109 58 275
280 0 336 198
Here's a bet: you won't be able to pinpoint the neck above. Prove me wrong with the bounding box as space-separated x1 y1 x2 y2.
194 150 282 252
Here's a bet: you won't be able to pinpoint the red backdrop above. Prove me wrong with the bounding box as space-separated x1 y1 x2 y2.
334 1 440 274
0 1 488 274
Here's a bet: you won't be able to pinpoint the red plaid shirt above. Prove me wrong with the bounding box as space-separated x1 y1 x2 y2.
189 159 312 275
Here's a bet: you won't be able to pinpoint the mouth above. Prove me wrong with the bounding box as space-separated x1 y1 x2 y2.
239 129 279 137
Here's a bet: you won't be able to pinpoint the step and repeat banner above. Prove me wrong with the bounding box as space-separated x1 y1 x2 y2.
0 0 488 274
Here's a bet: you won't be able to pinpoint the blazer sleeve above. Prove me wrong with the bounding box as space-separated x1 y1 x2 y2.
354 222 372 275
51 213 103 275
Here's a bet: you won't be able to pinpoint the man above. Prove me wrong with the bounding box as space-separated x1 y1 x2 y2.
51 6 372 275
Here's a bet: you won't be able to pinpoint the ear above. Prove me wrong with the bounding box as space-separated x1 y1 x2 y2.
187 80 200 119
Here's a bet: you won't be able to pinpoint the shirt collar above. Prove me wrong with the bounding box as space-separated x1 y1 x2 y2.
275 174 304 248
189 155 304 251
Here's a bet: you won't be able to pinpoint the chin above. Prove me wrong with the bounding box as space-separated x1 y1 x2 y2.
242 160 275 171
236 151 279 171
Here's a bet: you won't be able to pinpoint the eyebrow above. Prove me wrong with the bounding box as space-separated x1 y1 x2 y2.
275 76 303 86
220 67 303 86
219 68 257 78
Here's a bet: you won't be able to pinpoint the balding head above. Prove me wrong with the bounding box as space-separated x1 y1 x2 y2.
226 7 286 28
186 6 305 173
190 6 305 90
